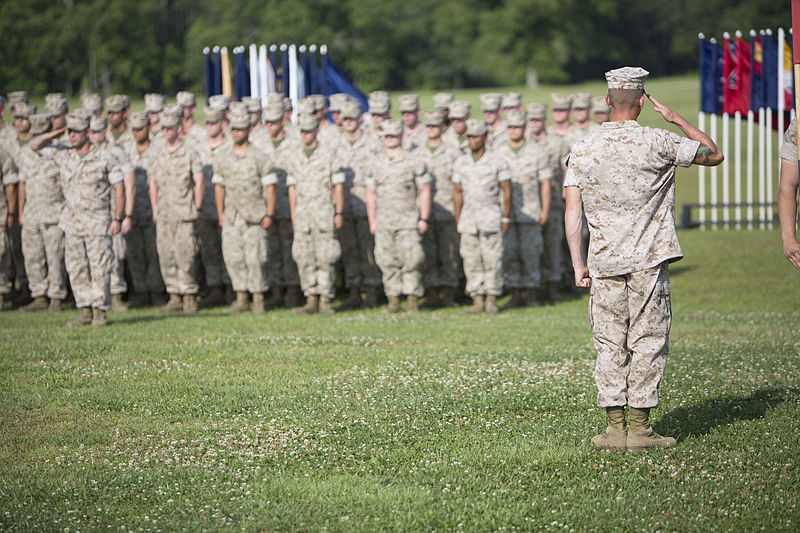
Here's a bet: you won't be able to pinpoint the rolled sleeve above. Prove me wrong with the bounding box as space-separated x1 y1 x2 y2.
562 168 579 188
331 171 346 185
261 172 277 186
674 136 701 168
415 171 432 186
211 173 224 185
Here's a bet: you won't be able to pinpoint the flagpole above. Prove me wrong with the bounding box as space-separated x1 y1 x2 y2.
793 2 800 183
766 29 775 229
289 44 298 123
258 45 268 104
710 37 719 229
698 33 707 228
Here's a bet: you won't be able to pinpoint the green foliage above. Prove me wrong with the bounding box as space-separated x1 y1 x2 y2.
0 0 792 96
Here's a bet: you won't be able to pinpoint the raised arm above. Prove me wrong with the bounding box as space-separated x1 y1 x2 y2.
648 94 723 166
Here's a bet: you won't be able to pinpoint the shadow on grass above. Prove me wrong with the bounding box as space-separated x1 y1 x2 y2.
668 264 693 277
655 386 798 442
110 313 194 325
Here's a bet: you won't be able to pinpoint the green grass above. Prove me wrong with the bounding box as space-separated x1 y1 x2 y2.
1 228 799 531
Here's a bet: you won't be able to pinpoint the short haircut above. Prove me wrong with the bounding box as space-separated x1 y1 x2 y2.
608 89 643 111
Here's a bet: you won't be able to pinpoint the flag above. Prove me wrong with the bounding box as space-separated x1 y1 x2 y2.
322 55 368 112
213 47 222 96
783 39 795 110
309 47 321 95
300 48 312 96
723 33 751 114
764 32 778 110
280 46 289 97
700 36 723 114
750 33 764 110
234 47 251 100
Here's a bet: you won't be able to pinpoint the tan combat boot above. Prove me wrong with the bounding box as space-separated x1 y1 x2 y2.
363 287 378 308
20 295 49 312
440 287 458 308
252 292 265 313
67 307 93 327
462 294 484 314
110 293 128 312
318 296 334 314
406 295 420 313
48 298 63 312
627 408 676 451
383 295 402 314
201 286 226 308
294 294 318 314
420 287 441 309
485 295 499 314
264 286 283 310
224 291 250 314
339 287 362 310
501 289 523 310
525 288 540 307
91 307 107 326
182 294 198 313
159 294 183 313
284 286 300 308
591 406 627 451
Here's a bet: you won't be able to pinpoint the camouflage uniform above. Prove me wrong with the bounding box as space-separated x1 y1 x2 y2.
564 119 700 408
0 149 19 298
779 117 797 161
285 144 344 299
123 140 165 295
195 135 231 289
367 150 431 298
420 141 462 290
46 144 123 310
495 142 553 290
149 140 203 296
212 144 275 293
18 146 67 300
453 151 511 297
336 132 383 291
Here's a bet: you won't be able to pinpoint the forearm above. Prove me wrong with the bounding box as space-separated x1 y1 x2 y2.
778 175 799 244
265 185 276 215
366 188 377 227
214 185 225 222
193 173 204 211
564 187 585 269
17 182 25 220
113 183 125 219
418 183 431 220
6 183 17 213
124 172 135 216
333 183 344 214
148 179 158 215
540 180 551 215
501 181 511 218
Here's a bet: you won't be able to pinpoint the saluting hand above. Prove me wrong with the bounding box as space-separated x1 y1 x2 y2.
648 94 678 124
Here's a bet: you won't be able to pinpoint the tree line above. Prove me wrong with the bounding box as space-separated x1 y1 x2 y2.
0 0 788 97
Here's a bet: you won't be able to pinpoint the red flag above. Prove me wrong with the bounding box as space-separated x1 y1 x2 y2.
723 33 751 114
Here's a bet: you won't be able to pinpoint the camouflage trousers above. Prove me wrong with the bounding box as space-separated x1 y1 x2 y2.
267 218 300 287
197 218 228 287
222 220 268 293
374 228 424 297
109 232 127 295
64 233 112 310
292 225 341 298
542 207 566 283
156 220 199 295
8 223 27 287
22 222 67 299
0 227 10 294
422 220 461 289
589 263 671 409
125 220 164 294
459 231 503 297
337 215 380 289
503 223 543 289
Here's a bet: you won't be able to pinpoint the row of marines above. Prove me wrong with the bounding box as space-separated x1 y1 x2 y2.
0 88 608 324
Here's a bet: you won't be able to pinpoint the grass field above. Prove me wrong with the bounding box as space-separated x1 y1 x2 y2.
1 227 798 531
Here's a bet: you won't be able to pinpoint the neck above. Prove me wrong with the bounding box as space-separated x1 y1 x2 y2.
208 132 225 147
304 140 318 151
427 137 442 148
344 128 362 142
609 108 640 122
166 137 181 151
75 141 92 155
234 140 249 154
111 125 125 136
270 130 286 143
137 138 151 151
385 145 402 158
509 138 525 149
17 132 32 142
471 147 485 159
529 129 546 139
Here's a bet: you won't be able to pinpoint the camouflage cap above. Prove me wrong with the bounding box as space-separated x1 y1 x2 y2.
7 91 29 111
605 66 649 90
505 109 527 128
229 112 250 130
368 92 390 115
66 112 90 131
14 102 36 119
296 98 315 115
243 96 262 113
163 103 183 118
550 93 572 111
501 92 522 109
81 93 103 115
90 115 108 132
448 100 471 120
144 94 166 114
328 93 350 112
204 106 225 123
29 113 52 135
433 92 454 111
525 102 547 120
130 112 150 130
176 91 196 108
380 119 403 137
398 94 419 113
159 111 181 129
340 100 361 120
310 94 327 111
265 93 284 106
46 93 68 116
208 94 231 111
106 95 129 113
263 104 284 122
571 92 591 109
592 96 610 113
229 101 248 115
465 119 487 137
480 93 502 112
422 109 444 127
297 113 320 132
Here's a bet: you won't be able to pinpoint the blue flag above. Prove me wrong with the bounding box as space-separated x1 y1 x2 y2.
234 47 251 100
281 47 289 97
700 36 723 114
763 33 778 110
323 56 367 112
750 34 764 110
